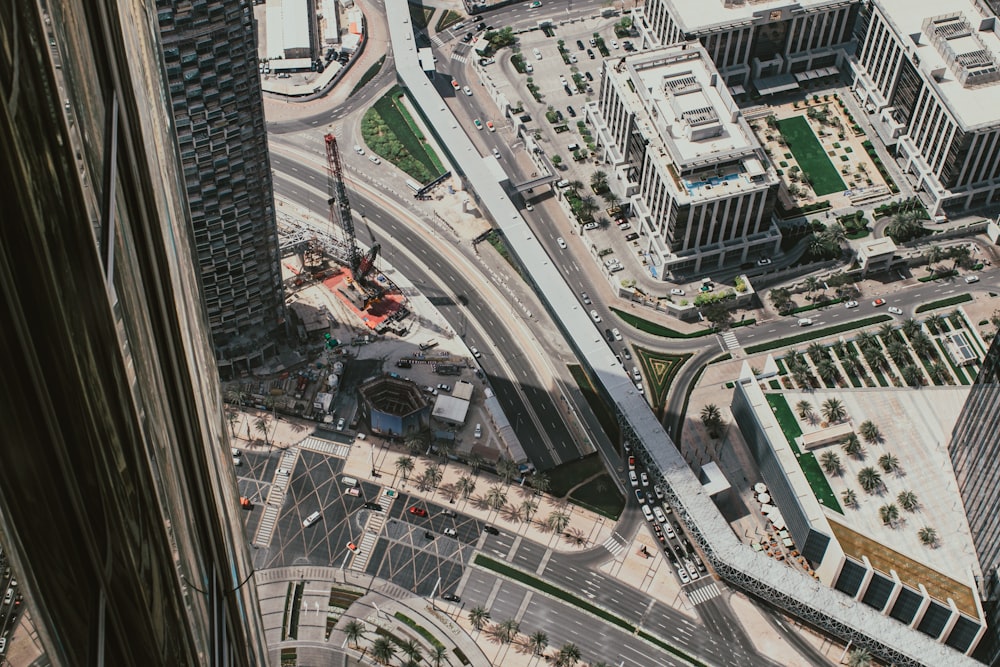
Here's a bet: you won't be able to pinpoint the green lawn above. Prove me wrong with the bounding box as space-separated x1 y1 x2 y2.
547 452 608 497
764 394 842 513
776 116 846 196
362 87 445 184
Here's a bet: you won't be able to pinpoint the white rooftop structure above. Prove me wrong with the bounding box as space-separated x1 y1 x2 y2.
620 48 759 173
877 0 1000 128
266 0 312 60
663 0 847 33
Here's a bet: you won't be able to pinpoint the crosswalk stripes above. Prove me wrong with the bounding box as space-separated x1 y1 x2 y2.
451 53 468 64
253 448 300 548
720 331 740 351
298 435 350 458
686 582 721 606
431 36 444 47
602 532 626 556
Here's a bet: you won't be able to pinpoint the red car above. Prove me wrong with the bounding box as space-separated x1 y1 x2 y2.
628 456 636 470
872 298 886 307
408 506 428 517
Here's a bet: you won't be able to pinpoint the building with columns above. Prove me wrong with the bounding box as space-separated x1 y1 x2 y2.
585 43 781 280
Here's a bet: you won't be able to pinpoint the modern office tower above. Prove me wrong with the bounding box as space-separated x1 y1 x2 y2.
0 1 265 665
637 0 859 90
585 44 782 279
157 0 285 376
950 337 1000 664
851 0 1000 215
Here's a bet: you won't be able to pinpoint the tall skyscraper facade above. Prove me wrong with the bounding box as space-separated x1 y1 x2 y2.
157 0 285 375
1 1 265 664
950 337 1000 665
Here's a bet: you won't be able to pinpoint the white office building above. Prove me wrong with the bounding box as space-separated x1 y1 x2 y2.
851 0 1000 214
636 0 859 91
586 43 781 280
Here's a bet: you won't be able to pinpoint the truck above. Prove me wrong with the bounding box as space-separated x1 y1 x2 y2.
434 364 462 376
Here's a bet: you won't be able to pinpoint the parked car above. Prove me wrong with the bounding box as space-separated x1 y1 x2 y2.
590 309 602 323
408 506 428 517
441 593 461 602
612 328 622 341
443 527 457 537
474 423 482 438
670 288 685 296
436 383 451 392
581 291 592 305
632 366 641 381
623 347 632 360
641 505 654 521
756 257 772 266
624 232 639 241
605 328 615 342
483 525 500 535
567 105 576 117
629 470 639 487
582 222 599 230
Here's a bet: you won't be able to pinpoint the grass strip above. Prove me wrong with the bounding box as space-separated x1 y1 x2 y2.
915 293 972 313
791 297 844 314
611 308 753 339
393 95 447 173
934 338 970 385
745 316 892 354
395 611 446 651
350 55 386 96
408 2 434 29
435 9 463 31
775 116 846 196
917 270 958 283
764 394 842 512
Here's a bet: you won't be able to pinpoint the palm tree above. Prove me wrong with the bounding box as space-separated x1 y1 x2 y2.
949 243 973 270
590 170 609 193
405 432 428 455
807 341 827 363
878 452 900 474
497 618 520 644
841 433 864 459
820 450 842 475
878 322 897 341
887 339 910 367
520 499 539 525
344 620 365 648
856 331 879 354
700 404 724 438
468 451 485 476
929 362 950 384
803 276 821 299
924 245 944 277
429 645 448 667
456 474 477 500
901 317 921 338
925 313 945 334
858 420 882 444
816 359 839 386
910 332 934 359
226 410 240 438
879 503 900 527
254 414 271 445
557 643 582 667
546 510 571 535
841 488 858 508
795 400 814 420
821 397 846 423
918 526 938 547
425 463 443 488
858 466 883 494
400 639 422 664
395 456 414 485
371 637 396 665
485 483 507 515
847 646 872 667
528 630 549 656
601 190 621 209
530 472 550 496
468 606 490 634
497 457 519 486
897 490 919 512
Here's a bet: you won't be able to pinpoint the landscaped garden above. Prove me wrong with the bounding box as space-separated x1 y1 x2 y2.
771 309 984 390
775 116 846 196
765 393 841 511
362 86 446 184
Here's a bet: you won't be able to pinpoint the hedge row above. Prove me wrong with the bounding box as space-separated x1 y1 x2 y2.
744 315 893 354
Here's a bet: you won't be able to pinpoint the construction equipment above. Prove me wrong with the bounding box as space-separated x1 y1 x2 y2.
324 133 383 309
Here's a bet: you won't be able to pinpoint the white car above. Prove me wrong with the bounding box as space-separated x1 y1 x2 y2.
463 85 473 96
557 237 567 249
635 382 644 394
303 511 321 527
590 309 602 323
492 147 501 159
797 318 813 327
685 559 700 580
336 417 346 431
611 40 619 49
670 288 685 296
369 155 381 165
641 505 654 522
231 448 242 457
888 306 903 315
470 346 482 358
845 300 859 309
653 506 667 524
353 145 365 155
443 527 458 537
632 366 641 381
474 423 482 438
676 563 690 583
965 275 980 283
653 485 665 501
664 522 676 539
533 48 542 60
232 456 242 466
629 470 639 487
612 328 622 341
756 258 772 266
582 222 599 231
640 472 650 487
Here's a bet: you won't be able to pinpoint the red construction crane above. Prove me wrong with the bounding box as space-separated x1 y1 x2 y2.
324 133 380 288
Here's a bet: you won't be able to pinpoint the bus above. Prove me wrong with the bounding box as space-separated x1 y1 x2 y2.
405 179 421 194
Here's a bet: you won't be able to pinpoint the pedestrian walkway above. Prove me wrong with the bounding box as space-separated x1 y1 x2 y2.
299 435 351 458
720 330 741 352
431 35 444 47
687 582 721 606
254 448 300 548
602 532 627 557
451 52 468 64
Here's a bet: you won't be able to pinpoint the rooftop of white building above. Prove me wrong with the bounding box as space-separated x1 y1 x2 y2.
781 387 983 619
662 0 847 34
877 0 1000 128
608 45 772 200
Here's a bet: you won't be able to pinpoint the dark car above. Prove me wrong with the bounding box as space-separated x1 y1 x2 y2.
442 509 458 517
409 506 428 517
587 48 595 59
585 71 593 81
555 110 564 121
624 232 639 241
363 502 382 511
567 105 576 117
605 328 614 342
483 525 500 535
441 593 461 602
576 39 585 50
424 531 436 540
519 113 532 123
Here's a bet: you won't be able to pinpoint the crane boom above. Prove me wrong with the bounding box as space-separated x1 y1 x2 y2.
324 133 360 273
